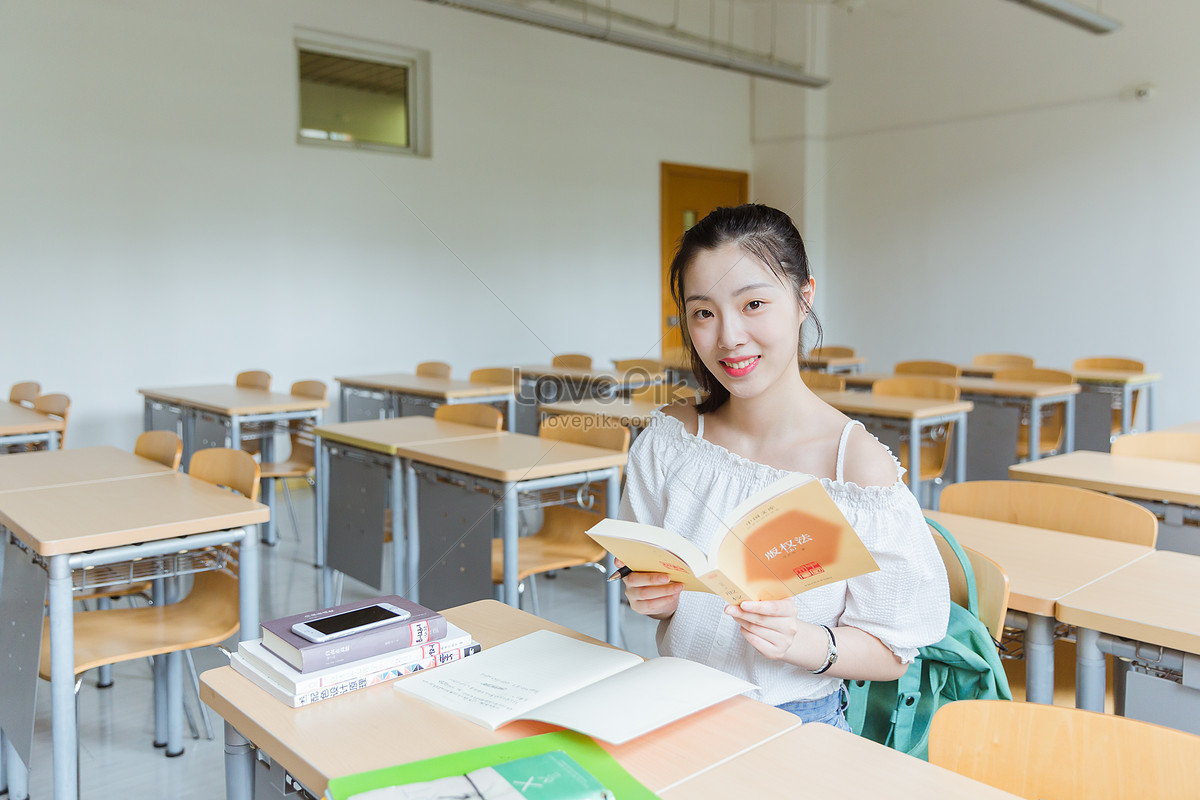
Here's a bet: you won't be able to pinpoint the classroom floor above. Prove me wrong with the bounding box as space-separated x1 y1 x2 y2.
20 485 660 799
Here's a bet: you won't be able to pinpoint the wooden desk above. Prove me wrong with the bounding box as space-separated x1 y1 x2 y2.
659 723 1021 799
0 446 172 493
815 390 973 497
1071 369 1161 446
1057 551 1200 717
1165 421 1200 435
0 404 65 450
925 510 1153 704
333 373 517 428
140 384 328 544
515 364 662 403
199 600 800 800
0 470 267 800
953 376 1079 480
806 354 867 374
396 433 627 643
312 418 503 606
538 397 661 437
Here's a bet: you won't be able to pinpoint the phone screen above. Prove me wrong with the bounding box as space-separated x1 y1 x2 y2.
307 605 405 636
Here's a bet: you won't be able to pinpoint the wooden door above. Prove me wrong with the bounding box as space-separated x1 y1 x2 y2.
660 163 749 353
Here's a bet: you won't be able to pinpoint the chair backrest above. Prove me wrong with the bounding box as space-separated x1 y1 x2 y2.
931 524 1009 641
809 345 855 359
971 353 1035 369
235 370 271 390
939 480 1157 547
433 403 504 430
1073 356 1145 372
800 370 846 392
188 448 261 501
134 430 183 470
552 353 592 369
415 361 451 379
929 700 1200 799
873 376 959 401
992 367 1074 384
278 380 327 465
539 413 630 453
9 381 39 406
630 382 696 405
1112 431 1200 464
33 393 70 446
612 358 662 374
895 360 962 378
469 367 519 389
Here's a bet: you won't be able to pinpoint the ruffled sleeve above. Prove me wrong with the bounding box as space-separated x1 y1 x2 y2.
833 484 951 662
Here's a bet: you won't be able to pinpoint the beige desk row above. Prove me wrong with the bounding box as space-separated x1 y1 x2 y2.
0 403 66 436
139 384 331 415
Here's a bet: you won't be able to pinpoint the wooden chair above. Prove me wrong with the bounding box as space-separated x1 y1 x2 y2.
552 353 592 369
433 403 504 430
39 448 258 753
1112 431 1200 464
894 359 961 378
469 367 519 389
612 358 663 373
259 380 327 541
809 345 856 359
929 700 1200 799
630 381 696 405
415 361 451 379
873 377 959 505
134 430 183 470
491 415 630 615
33 392 70 448
1073 356 1146 437
993 368 1074 460
929 523 1010 642
235 370 272 456
800 370 846 392
971 353 1035 370
9 380 39 407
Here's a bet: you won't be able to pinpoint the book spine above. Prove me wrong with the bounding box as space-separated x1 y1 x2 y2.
242 632 473 694
262 614 450 672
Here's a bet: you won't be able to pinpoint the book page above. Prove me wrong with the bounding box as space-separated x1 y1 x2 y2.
394 630 642 729
584 519 714 592
520 657 755 745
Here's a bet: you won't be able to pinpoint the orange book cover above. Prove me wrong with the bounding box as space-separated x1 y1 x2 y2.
586 474 878 603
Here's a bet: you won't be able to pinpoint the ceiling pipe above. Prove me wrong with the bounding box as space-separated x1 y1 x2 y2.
423 0 830 88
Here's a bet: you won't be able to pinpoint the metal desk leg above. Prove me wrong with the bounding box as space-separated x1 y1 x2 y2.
256 418 278 546
1121 386 1134 435
1146 383 1155 430
224 722 255 800
1024 614 1056 704
506 393 516 432
181 407 196 469
605 469 621 646
1028 399 1043 461
1076 626 1106 712
1064 396 1076 452
404 460 420 604
391 456 405 596
143 397 153 432
503 481 519 606
239 527 260 640
314 434 327 570
4 734 29 800
339 383 351 423
954 412 967 484
152 578 167 747
48 555 78 800
166 650 184 756
907 419 922 498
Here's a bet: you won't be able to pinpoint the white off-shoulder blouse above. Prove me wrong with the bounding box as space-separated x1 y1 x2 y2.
618 409 950 705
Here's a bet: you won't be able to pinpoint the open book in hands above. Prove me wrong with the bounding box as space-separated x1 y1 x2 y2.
586 473 879 604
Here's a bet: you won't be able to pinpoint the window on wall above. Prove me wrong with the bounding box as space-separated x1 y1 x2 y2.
296 30 430 156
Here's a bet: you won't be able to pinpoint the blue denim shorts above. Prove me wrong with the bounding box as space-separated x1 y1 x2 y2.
775 684 851 731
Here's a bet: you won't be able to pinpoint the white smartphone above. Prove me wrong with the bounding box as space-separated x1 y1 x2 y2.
290 602 412 644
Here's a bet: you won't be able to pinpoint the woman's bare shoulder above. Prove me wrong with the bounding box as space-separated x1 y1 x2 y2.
660 398 699 435
840 424 902 488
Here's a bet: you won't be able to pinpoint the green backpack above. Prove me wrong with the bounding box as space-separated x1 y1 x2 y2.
844 517 1012 760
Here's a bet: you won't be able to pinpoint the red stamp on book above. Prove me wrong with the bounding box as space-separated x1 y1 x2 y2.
793 561 824 580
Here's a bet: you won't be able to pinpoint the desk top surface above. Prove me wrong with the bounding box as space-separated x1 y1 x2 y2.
0 403 65 435
334 373 515 398
1057 550 1200 654
539 398 663 427
816 390 973 420
139 385 331 415
315 417 503 454
515 365 658 384
199 600 798 797
840 373 1078 399
0 472 268 556
925 511 1153 617
1009 450 1200 507
1165 421 1200 435
1070 369 1161 385
0 446 173 493
659 723 1020 799
397 433 627 481
806 355 867 369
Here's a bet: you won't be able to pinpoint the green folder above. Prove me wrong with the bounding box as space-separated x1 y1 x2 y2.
324 731 659 799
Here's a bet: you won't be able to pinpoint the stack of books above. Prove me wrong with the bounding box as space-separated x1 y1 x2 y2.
230 595 482 707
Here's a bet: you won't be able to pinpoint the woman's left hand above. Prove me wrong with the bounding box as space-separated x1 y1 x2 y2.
724 600 802 660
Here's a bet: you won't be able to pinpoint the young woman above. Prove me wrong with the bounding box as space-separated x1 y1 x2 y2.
619 204 949 729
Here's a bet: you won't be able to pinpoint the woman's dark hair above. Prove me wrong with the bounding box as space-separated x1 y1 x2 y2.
668 203 822 414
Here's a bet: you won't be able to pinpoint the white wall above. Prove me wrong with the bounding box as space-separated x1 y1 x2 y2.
0 0 752 447
816 0 1198 427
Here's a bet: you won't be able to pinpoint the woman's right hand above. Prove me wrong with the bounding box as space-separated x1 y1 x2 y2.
619 560 683 619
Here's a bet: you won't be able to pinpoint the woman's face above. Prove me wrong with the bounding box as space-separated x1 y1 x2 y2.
682 243 811 401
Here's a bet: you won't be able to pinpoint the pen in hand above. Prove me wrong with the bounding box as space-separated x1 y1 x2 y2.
606 565 633 582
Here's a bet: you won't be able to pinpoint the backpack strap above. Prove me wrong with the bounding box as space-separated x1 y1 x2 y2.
925 516 979 619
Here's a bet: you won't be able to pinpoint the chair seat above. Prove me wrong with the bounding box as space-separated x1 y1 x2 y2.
39 571 240 679
490 537 607 584
259 459 315 480
73 580 152 604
